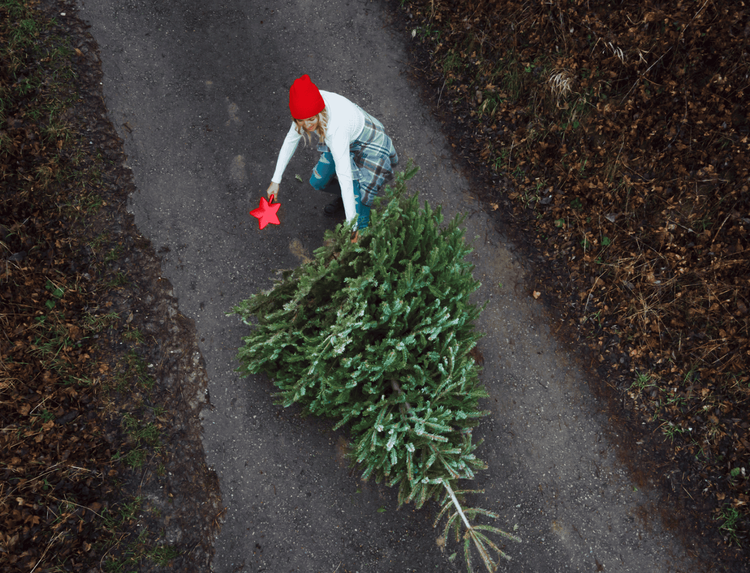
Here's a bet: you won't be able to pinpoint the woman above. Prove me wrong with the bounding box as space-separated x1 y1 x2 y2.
265 75 398 233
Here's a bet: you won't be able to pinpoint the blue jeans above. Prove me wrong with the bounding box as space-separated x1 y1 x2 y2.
309 151 370 229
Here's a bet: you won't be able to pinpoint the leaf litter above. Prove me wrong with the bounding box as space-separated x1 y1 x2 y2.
395 0 748 565
1 1 220 571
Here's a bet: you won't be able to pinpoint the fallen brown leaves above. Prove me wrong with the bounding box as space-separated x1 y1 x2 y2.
0 87 118 573
1 204 114 568
1 22 113 561
399 0 749 559
1 2 221 571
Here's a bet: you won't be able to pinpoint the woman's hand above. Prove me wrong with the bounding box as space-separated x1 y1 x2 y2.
266 182 280 202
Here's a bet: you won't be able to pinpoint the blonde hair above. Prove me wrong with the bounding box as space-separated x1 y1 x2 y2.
294 107 328 145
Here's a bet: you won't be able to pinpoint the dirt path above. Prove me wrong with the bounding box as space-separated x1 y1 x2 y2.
73 0 710 570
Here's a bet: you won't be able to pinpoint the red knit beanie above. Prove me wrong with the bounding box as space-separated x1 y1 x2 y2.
289 75 325 120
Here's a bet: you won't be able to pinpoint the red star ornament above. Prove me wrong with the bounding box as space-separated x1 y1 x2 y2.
250 195 281 229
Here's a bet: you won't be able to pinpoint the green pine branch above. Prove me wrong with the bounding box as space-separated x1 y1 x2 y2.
230 161 519 571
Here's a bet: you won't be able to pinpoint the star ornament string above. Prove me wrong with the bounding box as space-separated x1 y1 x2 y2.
250 195 281 229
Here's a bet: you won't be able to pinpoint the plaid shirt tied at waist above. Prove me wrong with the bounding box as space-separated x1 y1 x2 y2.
318 112 398 207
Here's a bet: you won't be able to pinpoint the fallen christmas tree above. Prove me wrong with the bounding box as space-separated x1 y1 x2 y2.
231 164 520 571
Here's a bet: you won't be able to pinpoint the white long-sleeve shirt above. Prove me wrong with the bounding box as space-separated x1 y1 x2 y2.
271 90 365 223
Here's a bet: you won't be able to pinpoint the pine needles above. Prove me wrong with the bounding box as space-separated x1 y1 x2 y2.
230 162 520 570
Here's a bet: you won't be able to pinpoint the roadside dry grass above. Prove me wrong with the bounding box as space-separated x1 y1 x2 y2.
1 1 218 571
396 0 749 560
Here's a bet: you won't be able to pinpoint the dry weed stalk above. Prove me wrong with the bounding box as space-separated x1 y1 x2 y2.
626 289 669 338
547 69 574 103
607 41 626 63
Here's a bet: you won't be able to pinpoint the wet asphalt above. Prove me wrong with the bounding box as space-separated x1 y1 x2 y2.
74 0 704 571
